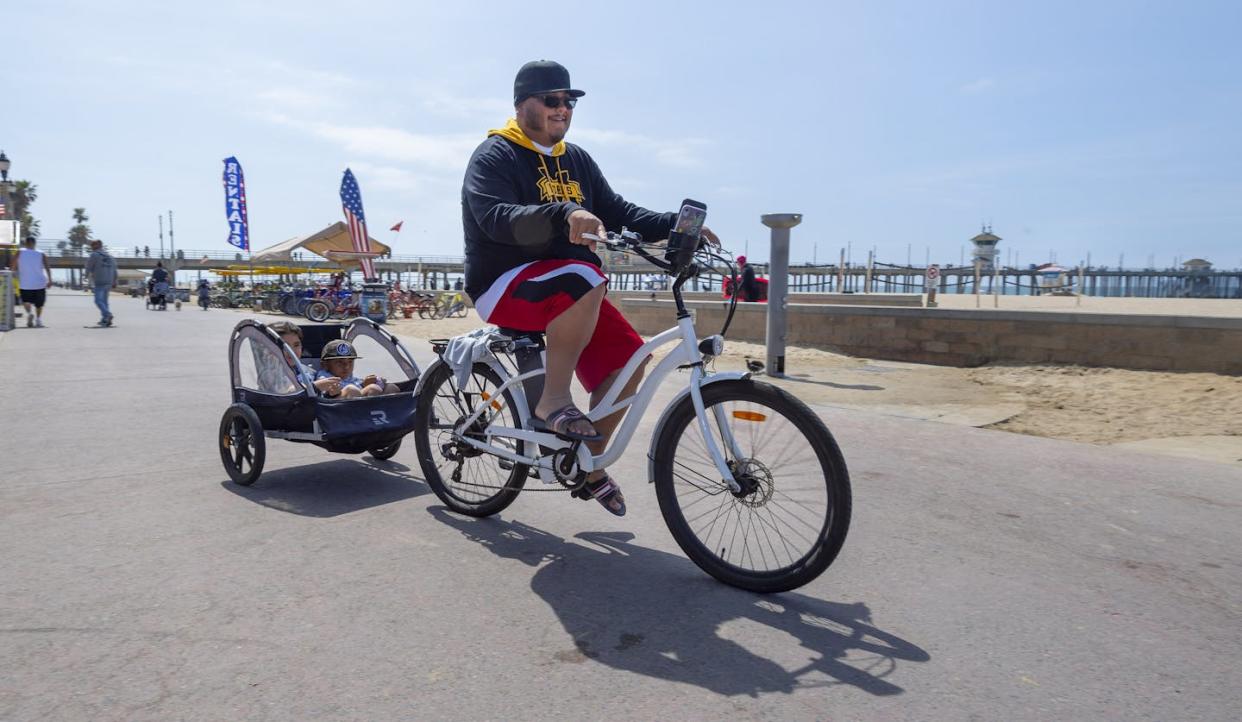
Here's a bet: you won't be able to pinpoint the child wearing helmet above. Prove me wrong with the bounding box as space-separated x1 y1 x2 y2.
317 340 399 398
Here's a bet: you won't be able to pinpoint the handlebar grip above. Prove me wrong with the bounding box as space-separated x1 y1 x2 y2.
581 232 603 242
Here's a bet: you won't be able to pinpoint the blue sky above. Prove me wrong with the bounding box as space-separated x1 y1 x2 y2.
7 0 1241 268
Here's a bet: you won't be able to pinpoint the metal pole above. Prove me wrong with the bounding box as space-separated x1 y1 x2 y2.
762 213 801 377
974 260 982 308
837 248 845 292
158 215 165 258
168 210 176 285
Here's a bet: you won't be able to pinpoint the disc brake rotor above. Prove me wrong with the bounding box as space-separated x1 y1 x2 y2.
731 458 774 508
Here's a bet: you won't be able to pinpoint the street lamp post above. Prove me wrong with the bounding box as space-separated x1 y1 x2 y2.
0 151 19 244
0 150 18 329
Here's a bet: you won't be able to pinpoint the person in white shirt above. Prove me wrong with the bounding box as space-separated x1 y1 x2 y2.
9 236 52 328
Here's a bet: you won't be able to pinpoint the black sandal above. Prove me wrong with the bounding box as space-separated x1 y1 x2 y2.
582 474 626 516
533 404 603 442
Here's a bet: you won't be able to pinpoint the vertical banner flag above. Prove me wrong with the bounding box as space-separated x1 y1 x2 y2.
339 168 376 279
222 157 250 251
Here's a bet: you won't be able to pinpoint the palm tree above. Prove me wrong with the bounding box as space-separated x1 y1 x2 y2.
68 207 92 256
12 181 39 238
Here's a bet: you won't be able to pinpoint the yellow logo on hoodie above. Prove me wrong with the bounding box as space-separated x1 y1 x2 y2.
487 118 584 204
537 165 584 204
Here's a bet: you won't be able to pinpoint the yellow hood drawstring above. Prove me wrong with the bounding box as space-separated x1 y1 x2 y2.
486 118 567 157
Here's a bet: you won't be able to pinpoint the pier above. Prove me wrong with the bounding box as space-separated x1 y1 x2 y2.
30 241 1242 299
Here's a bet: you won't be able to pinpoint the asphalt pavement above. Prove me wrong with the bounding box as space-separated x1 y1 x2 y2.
1 290 1239 721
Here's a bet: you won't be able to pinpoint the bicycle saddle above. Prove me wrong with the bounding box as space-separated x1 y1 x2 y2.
495 327 545 343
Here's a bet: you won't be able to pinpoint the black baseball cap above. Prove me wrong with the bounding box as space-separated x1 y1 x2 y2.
514 60 585 104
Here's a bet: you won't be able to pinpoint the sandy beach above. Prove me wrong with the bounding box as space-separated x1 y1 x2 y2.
237 295 1242 466
927 292 1242 317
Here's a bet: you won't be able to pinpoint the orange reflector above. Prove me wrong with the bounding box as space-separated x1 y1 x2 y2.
732 410 767 422
480 391 503 411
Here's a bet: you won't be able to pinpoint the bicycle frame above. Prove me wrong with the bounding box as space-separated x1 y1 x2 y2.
434 313 745 490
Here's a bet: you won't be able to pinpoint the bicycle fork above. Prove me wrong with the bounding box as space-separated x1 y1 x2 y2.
688 368 743 493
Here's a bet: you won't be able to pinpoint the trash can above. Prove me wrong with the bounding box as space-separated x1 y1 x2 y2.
360 282 389 324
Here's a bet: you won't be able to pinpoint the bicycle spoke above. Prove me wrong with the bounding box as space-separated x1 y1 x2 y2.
661 388 842 580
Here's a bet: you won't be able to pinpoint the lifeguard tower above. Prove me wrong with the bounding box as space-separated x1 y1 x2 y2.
970 225 1001 270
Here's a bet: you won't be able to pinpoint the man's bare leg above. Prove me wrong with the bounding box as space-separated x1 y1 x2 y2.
534 284 605 434
584 357 650 484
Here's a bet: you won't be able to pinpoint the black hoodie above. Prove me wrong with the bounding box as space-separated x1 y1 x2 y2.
460 118 675 300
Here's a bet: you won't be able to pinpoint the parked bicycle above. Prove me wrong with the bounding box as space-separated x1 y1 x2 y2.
412 221 851 593
305 289 360 322
429 290 468 319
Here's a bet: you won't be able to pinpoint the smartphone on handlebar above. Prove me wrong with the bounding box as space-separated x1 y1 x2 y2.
666 198 707 268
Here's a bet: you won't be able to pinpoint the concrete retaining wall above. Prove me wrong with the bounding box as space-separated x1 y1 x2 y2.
610 291 923 307
616 299 1242 375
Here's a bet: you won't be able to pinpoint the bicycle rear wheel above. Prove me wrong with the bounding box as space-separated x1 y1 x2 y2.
414 361 528 516
305 300 331 322
652 379 850 593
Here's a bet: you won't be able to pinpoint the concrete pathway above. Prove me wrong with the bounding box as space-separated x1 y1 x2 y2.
1 291 1239 721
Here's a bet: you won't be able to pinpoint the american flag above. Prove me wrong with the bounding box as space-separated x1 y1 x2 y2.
339 169 376 279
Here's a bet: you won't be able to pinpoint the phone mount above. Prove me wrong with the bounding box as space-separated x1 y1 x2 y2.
664 230 701 270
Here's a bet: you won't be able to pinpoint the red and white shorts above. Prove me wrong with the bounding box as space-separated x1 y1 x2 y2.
474 260 643 392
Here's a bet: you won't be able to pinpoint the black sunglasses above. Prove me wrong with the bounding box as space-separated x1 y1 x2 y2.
538 94 578 109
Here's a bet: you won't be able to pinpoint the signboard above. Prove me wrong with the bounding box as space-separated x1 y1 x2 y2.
0 219 18 245
924 264 940 307
597 247 659 272
222 157 250 251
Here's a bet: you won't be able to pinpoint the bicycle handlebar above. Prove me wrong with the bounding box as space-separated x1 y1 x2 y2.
584 228 742 337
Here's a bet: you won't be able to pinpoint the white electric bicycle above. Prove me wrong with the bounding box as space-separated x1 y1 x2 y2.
412 228 851 592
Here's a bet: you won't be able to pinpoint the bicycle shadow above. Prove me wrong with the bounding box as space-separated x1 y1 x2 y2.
427 507 928 697
222 458 429 517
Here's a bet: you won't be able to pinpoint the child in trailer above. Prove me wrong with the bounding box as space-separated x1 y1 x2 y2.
267 321 338 396
316 340 400 398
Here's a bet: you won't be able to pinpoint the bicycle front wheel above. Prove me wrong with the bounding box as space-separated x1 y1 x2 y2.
414 361 528 516
652 379 851 593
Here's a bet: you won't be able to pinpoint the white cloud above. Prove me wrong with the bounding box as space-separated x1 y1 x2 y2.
960 77 996 94
255 86 334 110
307 123 478 171
254 112 478 173
573 128 712 169
419 94 513 121
345 161 459 198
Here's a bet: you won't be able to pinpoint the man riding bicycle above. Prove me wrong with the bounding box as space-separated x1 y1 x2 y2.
462 60 717 516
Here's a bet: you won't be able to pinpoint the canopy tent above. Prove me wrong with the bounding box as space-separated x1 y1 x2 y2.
216 265 340 276
250 222 389 269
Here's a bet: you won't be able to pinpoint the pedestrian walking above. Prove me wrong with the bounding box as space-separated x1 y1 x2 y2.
197 279 211 310
10 236 52 327
85 239 118 326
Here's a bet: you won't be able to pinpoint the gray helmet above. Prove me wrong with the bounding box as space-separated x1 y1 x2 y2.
321 340 360 361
